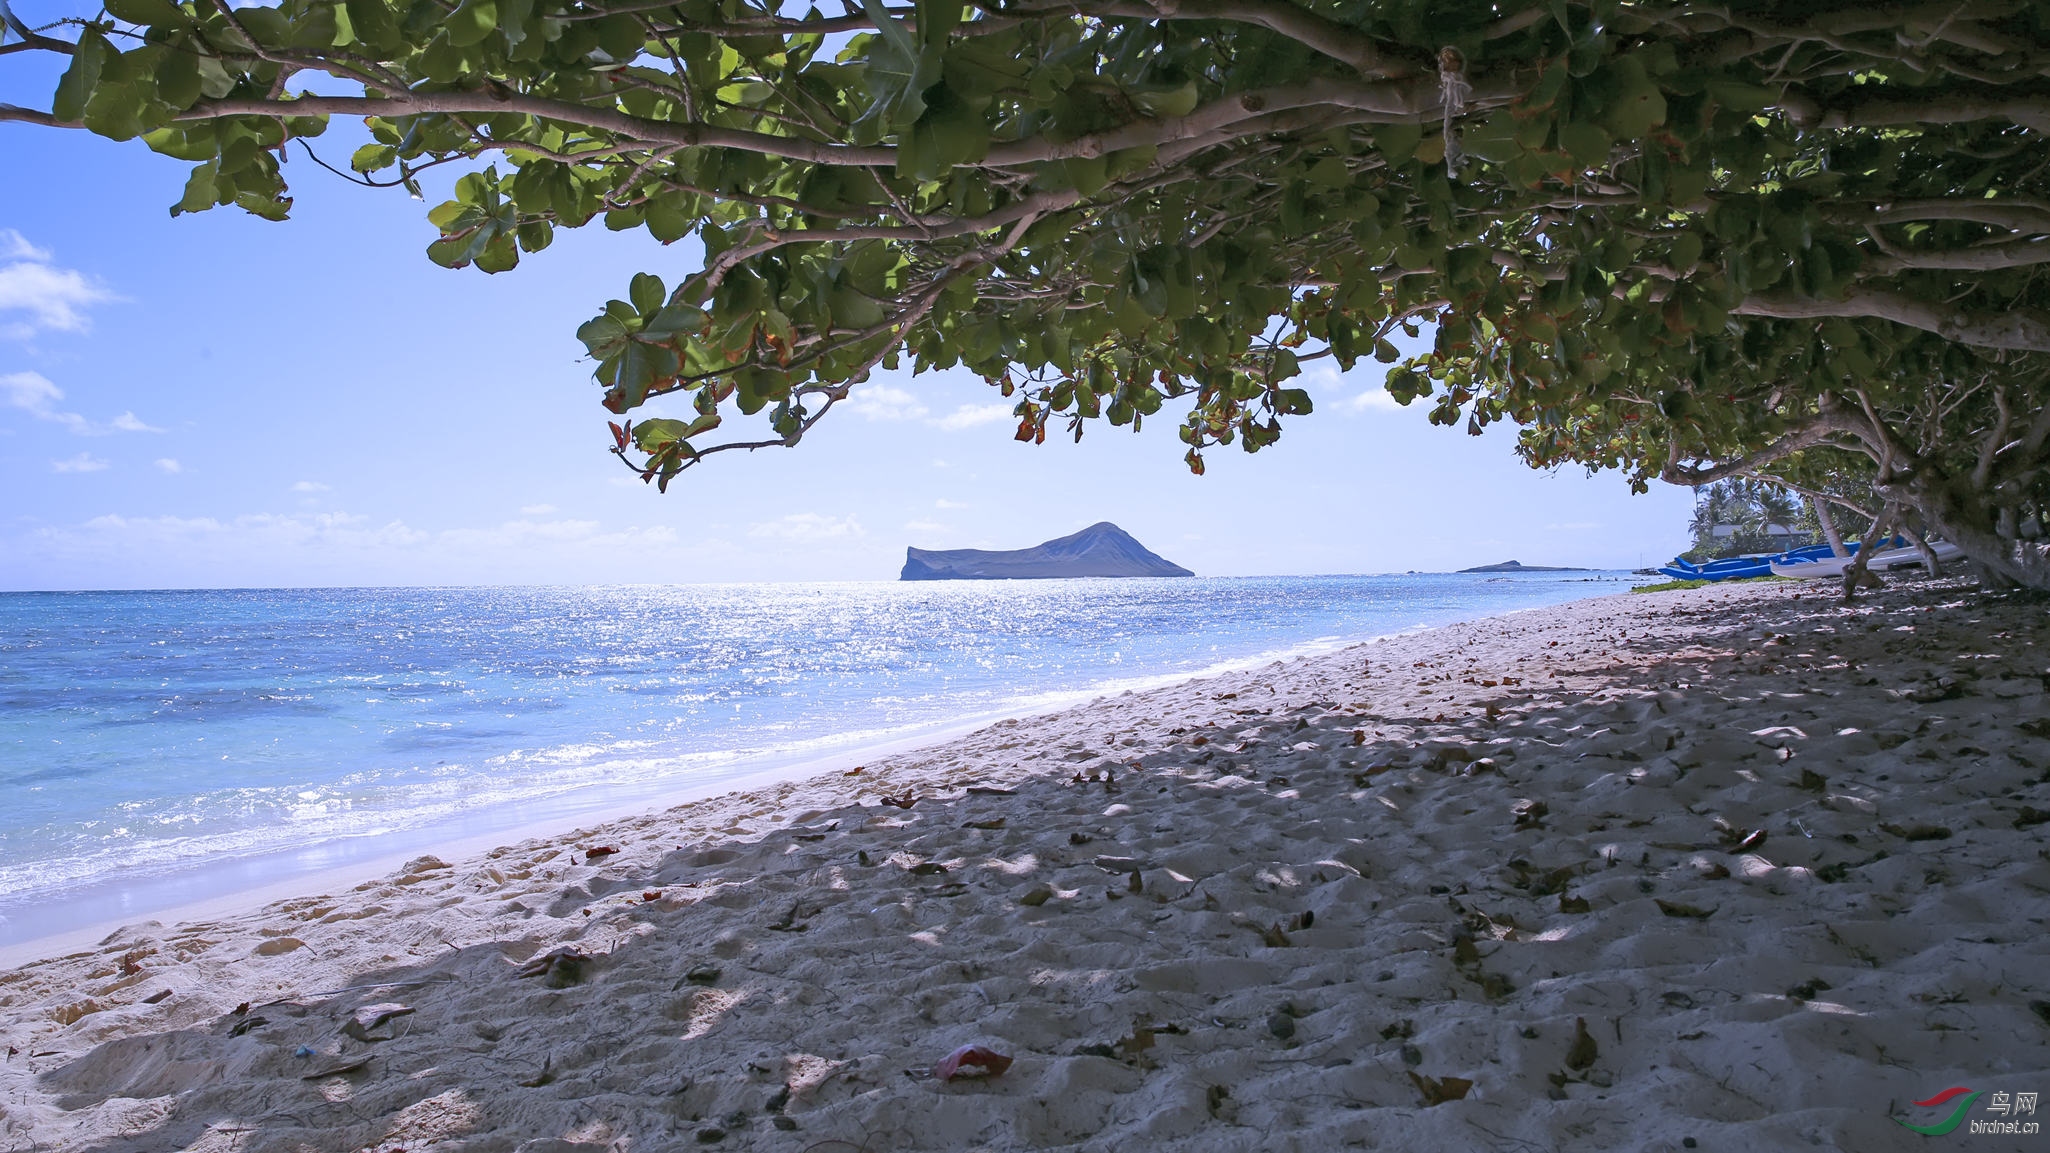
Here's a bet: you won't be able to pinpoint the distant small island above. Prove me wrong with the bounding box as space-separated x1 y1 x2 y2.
1459 560 1591 573
902 522 1194 580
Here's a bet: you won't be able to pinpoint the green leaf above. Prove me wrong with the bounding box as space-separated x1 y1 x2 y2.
52 26 110 124
1668 231 1702 272
577 313 630 357
1063 155 1108 195
155 48 200 107
344 0 400 48
1558 121 1611 166
629 272 665 317
445 0 497 47
103 0 186 26
1373 123 1422 164
351 142 397 173
171 157 222 215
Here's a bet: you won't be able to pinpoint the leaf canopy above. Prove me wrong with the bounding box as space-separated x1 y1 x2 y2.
4 0 2048 580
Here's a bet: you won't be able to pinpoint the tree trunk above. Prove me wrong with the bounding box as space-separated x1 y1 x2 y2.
1841 505 1896 600
1896 522 1943 576
1812 498 1848 557
1893 472 2050 590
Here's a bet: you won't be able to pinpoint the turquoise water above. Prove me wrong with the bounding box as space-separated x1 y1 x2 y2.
0 574 1627 942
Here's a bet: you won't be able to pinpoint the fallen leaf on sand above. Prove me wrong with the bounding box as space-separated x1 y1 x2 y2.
1258 922 1291 948
583 846 618 863
301 1058 370 1081
908 862 948 876
1880 822 1952 841
1118 1024 1158 1058
1512 799 1548 830
517 1057 554 1088
341 1003 414 1041
879 792 917 810
1566 1017 1598 1070
1655 899 1717 920
1559 893 1591 914
965 785 1015 796
844 765 865 775
1408 1071 1473 1106
932 1044 1013 1082
517 946 589 987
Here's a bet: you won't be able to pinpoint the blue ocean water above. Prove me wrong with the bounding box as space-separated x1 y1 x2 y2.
0 574 1627 941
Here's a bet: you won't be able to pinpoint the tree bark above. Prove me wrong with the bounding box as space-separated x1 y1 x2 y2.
1812 497 1847 557
1894 472 2050 590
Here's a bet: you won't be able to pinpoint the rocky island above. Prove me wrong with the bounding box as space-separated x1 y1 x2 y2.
1459 559 1591 573
901 521 1194 580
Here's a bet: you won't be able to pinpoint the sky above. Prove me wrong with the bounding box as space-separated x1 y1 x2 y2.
0 51 1696 589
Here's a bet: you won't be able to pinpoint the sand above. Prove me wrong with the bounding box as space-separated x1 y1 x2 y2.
2 577 2046 1152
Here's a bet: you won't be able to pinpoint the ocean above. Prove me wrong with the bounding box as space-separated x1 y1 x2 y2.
0 573 1629 945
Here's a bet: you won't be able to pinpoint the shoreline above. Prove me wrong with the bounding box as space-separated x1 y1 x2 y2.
4 577 2044 1151
0 580 1629 964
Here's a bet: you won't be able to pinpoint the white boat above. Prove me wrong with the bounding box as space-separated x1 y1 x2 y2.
1769 540 1963 579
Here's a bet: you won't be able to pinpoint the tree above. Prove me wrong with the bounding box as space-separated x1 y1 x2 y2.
4 0 2047 583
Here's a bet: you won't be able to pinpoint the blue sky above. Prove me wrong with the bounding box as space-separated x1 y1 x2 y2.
0 52 1694 589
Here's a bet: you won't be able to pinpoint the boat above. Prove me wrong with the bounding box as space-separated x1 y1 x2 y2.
1657 543 1836 582
1768 539 1963 579
1655 538 1913 583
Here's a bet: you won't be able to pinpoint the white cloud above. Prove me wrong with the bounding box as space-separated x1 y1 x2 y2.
520 503 557 516
51 452 109 473
845 384 928 422
748 513 865 541
902 519 946 536
0 234 114 341
1345 388 1406 412
154 458 183 474
77 511 431 550
2 230 53 262
1 371 162 434
934 498 968 510
845 386 1013 433
1294 361 1408 414
932 403 1012 431
291 480 331 493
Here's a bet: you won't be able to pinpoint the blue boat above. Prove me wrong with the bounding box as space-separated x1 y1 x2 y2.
1656 539 1901 582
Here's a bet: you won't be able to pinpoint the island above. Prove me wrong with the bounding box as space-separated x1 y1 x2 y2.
1459 560 1592 573
901 521 1194 580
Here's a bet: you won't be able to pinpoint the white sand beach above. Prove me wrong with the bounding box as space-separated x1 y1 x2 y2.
3 578 2047 1152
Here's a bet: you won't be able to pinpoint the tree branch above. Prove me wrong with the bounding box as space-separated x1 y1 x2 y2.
1830 196 2050 233
1734 288 2050 352
1782 89 2050 132
1863 236 2050 275
0 102 69 127
1660 411 1868 486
